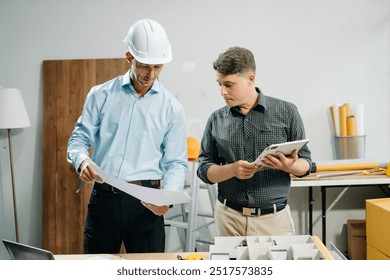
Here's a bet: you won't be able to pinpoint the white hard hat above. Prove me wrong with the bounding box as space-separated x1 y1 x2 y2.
123 18 172 65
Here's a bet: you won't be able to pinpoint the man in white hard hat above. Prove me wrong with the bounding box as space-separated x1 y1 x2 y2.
67 18 188 254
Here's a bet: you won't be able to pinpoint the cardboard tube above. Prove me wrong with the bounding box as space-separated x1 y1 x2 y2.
344 103 351 117
316 162 387 172
346 116 356 136
329 106 335 133
339 105 347 137
347 136 357 159
341 136 348 159
333 103 341 136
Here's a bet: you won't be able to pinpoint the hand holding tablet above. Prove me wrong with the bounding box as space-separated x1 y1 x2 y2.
254 139 309 165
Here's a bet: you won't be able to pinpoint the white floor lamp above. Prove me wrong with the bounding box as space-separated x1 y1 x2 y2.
0 88 31 242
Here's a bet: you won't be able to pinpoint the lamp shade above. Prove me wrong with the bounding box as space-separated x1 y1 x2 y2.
0 88 31 129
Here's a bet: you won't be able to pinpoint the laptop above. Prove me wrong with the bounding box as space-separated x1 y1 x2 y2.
2 239 55 260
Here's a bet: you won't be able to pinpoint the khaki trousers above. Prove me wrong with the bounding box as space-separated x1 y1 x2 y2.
214 199 295 236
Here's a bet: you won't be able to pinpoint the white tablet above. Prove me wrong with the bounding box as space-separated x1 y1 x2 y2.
254 139 309 165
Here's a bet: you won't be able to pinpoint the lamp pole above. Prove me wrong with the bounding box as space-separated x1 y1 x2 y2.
0 88 31 243
8 128 19 242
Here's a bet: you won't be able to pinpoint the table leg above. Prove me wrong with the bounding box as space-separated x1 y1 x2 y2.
309 186 313 235
321 186 326 245
185 162 199 252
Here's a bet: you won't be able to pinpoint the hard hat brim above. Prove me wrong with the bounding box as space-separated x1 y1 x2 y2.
130 53 172 65
123 41 172 65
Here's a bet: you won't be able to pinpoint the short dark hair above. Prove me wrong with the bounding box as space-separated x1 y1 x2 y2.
213 47 256 76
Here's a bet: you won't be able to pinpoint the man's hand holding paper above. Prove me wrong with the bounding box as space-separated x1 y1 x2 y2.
79 158 103 184
141 202 169 216
92 165 190 206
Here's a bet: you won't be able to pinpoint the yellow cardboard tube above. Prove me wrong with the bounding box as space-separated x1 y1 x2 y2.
329 106 335 132
316 162 387 172
339 105 347 137
344 103 351 117
346 116 356 136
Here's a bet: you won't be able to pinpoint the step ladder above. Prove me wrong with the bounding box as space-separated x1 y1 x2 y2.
164 162 216 252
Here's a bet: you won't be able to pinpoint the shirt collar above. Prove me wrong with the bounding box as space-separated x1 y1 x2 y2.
122 70 160 95
255 87 268 111
230 87 268 115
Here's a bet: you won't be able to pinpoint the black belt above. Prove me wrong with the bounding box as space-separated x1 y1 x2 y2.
218 195 287 216
95 180 160 193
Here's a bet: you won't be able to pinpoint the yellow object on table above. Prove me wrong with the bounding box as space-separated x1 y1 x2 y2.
361 168 384 175
177 253 203 260
316 162 387 172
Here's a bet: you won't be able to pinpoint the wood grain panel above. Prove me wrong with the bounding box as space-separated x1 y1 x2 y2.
96 59 129 83
43 58 128 254
42 60 59 252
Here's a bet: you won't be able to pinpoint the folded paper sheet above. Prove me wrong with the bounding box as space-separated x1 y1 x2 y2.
332 103 341 136
94 165 191 206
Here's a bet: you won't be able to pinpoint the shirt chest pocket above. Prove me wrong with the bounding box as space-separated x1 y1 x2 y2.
255 126 288 150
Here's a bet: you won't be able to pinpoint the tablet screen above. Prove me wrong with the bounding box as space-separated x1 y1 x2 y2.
254 139 309 165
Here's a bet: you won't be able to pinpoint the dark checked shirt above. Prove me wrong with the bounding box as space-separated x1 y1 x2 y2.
197 88 311 208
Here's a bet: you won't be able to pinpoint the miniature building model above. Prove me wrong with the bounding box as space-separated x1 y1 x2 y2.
209 235 332 260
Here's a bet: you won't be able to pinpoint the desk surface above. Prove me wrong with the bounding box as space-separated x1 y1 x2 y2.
55 252 209 260
54 236 332 260
291 172 390 187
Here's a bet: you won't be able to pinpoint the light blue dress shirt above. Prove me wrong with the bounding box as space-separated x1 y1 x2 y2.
67 70 188 191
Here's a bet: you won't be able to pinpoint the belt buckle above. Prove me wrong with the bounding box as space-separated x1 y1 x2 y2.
242 207 260 216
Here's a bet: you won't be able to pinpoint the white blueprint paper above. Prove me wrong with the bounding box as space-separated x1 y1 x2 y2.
94 165 191 206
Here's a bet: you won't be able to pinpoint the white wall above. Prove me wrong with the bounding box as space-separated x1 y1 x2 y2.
0 0 389 259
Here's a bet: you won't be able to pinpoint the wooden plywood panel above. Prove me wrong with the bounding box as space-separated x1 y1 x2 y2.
96 59 129 83
42 58 128 254
42 60 60 252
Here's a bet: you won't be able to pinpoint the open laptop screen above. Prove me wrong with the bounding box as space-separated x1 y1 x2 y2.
2 239 55 260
